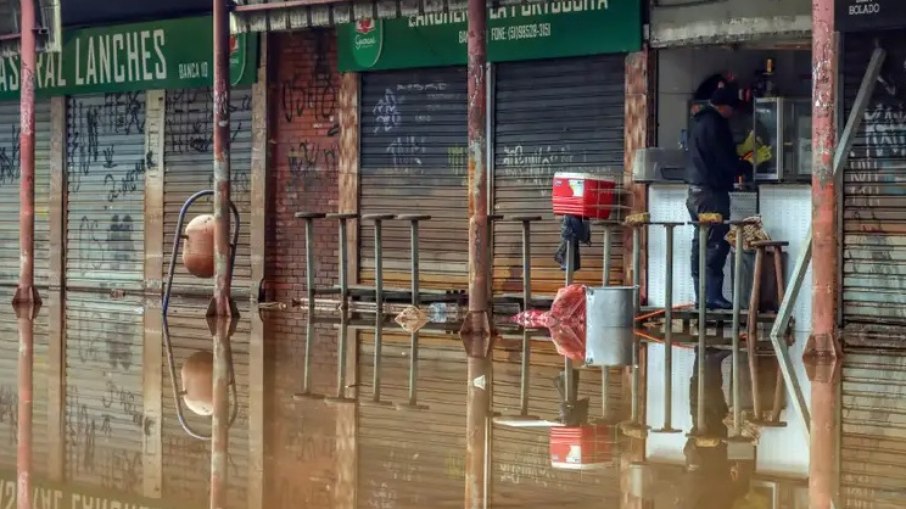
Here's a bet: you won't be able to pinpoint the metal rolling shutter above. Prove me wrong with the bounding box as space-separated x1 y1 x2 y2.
0 100 52 474
360 68 468 290
842 32 906 333
491 343 621 506
841 352 906 508
357 332 466 508
160 87 253 508
64 93 147 493
492 56 626 295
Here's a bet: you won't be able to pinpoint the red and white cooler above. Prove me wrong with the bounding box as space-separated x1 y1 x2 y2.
549 423 617 470
552 172 617 220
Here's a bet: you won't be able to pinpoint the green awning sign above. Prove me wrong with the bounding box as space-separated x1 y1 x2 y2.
338 0 641 72
0 14 258 101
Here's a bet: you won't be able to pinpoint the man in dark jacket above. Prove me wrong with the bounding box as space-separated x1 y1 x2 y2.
685 85 751 309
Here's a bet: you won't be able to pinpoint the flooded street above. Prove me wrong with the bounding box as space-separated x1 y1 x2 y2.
2 299 899 508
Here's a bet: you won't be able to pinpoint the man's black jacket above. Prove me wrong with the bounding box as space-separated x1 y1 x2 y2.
685 106 750 192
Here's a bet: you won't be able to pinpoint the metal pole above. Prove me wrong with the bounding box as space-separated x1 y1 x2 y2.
210 0 233 318
461 0 491 505
210 1 232 506
697 223 708 433
731 225 745 436
661 225 677 432
631 226 641 425
374 219 385 403
305 218 316 303
408 220 420 406
602 225 613 286
210 317 233 509
564 240 576 405
339 218 349 307
810 0 839 361
15 1 38 506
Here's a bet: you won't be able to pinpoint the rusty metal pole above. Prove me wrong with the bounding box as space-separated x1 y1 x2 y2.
459 0 491 506
809 0 840 507
14 1 39 508
210 1 232 508
210 0 234 318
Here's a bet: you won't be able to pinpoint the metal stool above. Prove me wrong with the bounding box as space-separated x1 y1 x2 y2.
395 214 431 411
328 212 359 308
294 212 327 303
649 221 684 434
293 302 325 402
620 221 649 439
292 211 328 402
362 213 395 407
492 215 542 425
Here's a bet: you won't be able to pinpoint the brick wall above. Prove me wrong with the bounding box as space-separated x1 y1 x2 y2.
264 29 342 509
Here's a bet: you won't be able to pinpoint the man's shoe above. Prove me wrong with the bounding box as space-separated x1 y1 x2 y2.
706 298 733 310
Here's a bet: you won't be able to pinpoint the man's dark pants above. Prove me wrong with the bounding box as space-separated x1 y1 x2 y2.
686 187 730 302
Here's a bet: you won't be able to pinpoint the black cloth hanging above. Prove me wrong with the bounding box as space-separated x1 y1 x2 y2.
554 215 591 272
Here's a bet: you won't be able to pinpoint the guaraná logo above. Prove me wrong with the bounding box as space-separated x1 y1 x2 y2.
352 18 383 68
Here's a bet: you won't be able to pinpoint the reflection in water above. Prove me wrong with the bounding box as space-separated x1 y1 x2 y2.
7 306 906 508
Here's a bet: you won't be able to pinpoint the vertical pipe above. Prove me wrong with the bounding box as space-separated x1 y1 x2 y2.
464 0 490 505
339 219 349 306
373 220 384 402
16 1 38 507
521 221 531 309
731 226 744 435
211 0 233 317
564 241 575 405
811 1 839 506
302 303 314 395
810 0 838 357
697 223 708 433
305 219 316 303
210 319 231 509
408 220 419 406
663 225 675 430
602 225 613 286
210 1 232 506
16 0 36 304
631 226 642 425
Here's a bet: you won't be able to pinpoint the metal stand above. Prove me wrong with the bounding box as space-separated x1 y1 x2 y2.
727 221 755 456
396 214 431 411
362 214 395 407
324 212 358 406
621 225 648 439
652 222 683 434
162 190 241 440
562 239 577 414
295 212 328 302
493 215 542 425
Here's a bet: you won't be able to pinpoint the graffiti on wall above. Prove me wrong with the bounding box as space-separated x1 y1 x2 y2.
282 33 339 181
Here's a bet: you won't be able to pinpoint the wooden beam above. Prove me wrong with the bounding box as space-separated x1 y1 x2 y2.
142 89 166 499
338 72 360 285
247 32 270 509
46 96 66 483
335 71 360 509
623 47 654 295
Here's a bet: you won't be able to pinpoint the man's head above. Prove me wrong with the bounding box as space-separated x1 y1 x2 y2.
710 85 740 118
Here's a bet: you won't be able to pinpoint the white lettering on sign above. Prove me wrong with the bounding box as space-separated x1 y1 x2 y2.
849 0 881 16
410 0 608 27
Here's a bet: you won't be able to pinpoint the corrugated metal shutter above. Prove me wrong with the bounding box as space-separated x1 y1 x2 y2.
160 87 253 508
492 56 626 295
0 100 52 474
841 351 906 508
491 341 622 506
64 93 147 493
360 68 468 290
843 32 906 333
357 332 467 508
